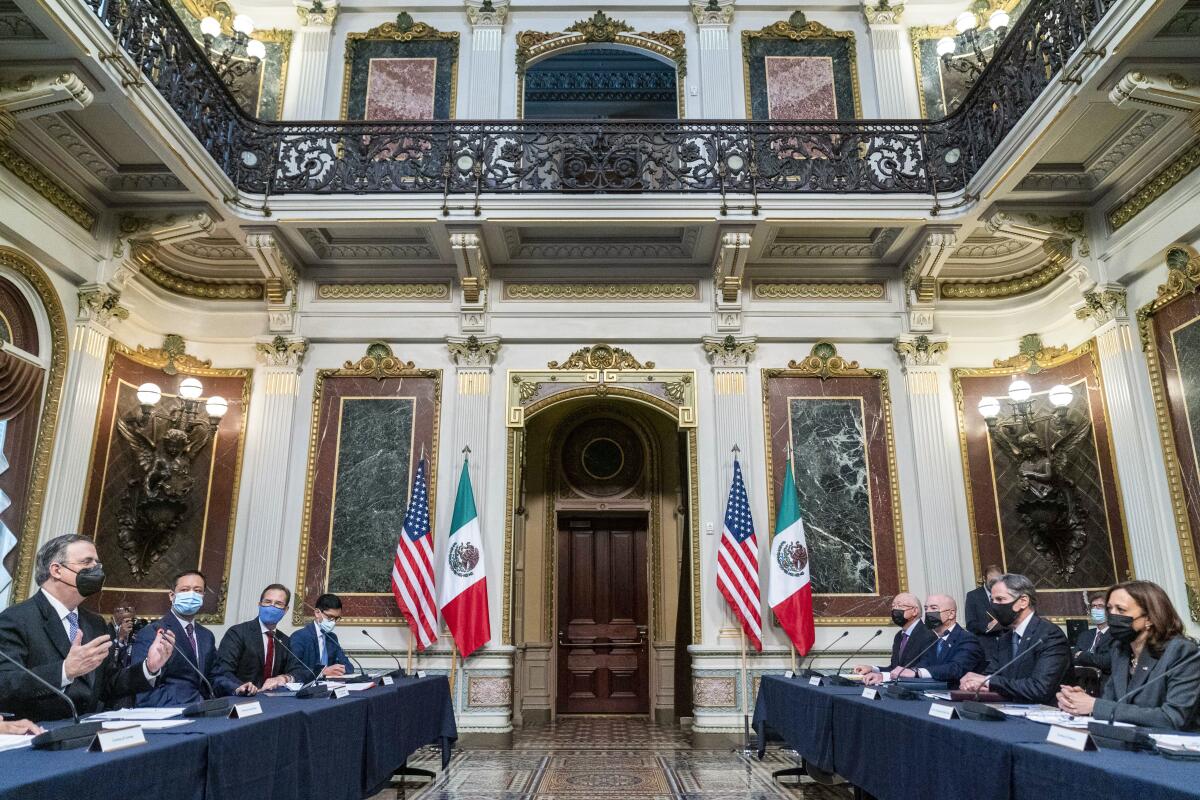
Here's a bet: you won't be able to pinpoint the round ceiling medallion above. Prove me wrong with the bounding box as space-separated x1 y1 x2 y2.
561 417 643 498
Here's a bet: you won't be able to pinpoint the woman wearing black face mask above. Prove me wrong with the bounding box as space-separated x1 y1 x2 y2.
1057 580 1200 730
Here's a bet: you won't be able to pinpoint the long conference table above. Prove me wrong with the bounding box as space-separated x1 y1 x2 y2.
753 675 1200 800
0 675 456 800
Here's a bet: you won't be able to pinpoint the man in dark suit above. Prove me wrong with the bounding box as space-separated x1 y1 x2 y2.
214 583 305 695
960 573 1070 704
889 594 984 687
1073 591 1113 676
0 535 175 720
854 592 937 685
964 564 1004 665
133 569 224 706
289 593 351 680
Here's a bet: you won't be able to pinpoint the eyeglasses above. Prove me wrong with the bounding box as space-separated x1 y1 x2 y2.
259 600 287 609
60 558 101 569
321 612 342 621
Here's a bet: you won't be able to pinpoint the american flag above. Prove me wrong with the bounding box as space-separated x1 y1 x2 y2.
391 457 438 649
717 458 762 650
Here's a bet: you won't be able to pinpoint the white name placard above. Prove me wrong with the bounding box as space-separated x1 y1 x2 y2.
416 670 427 679
90 725 146 752
333 686 350 699
381 676 395 686
230 701 263 719
783 670 794 679
809 676 823 686
928 703 958 720
861 687 880 700
1046 726 1096 752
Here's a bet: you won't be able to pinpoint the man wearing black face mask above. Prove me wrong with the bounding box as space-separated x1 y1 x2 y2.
0 535 176 721
888 595 984 687
960 573 1069 704
854 592 937 686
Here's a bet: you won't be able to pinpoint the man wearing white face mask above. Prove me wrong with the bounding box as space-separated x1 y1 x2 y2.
133 570 225 706
289 593 351 680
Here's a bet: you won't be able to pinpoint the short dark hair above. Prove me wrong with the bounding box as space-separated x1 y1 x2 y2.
995 573 1037 607
260 583 291 605
314 593 342 612
172 570 207 591
35 534 91 585
1087 591 1107 604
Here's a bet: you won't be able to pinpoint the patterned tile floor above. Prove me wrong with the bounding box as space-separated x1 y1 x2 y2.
373 718 851 800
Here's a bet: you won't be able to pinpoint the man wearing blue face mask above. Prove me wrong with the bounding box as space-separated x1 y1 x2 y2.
288 593 351 680
214 584 304 695
133 570 225 706
1072 591 1113 678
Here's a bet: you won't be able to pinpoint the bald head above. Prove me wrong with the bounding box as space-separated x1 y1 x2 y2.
924 593 958 632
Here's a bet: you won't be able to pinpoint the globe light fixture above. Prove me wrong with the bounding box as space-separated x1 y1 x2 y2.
232 14 254 36
246 40 266 60
977 396 1001 419
199 15 221 38
179 376 204 400
136 382 162 406
205 396 229 418
1007 378 1033 403
1048 384 1074 408
936 36 957 57
955 11 978 33
988 9 1010 31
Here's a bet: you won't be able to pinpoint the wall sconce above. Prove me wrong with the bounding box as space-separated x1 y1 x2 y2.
199 13 265 92
937 6 1010 83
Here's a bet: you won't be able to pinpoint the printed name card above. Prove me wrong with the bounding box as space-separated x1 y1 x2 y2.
333 686 350 699
230 701 263 719
809 676 823 686
928 703 959 720
90 725 146 752
416 671 427 679
783 670 794 679
1046 726 1097 752
862 687 881 700
381 676 395 686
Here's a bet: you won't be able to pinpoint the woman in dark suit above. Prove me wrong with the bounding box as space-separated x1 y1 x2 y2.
1057 580 1200 730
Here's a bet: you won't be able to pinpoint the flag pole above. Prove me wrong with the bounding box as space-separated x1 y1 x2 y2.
406 636 414 674
448 641 459 704
790 643 797 674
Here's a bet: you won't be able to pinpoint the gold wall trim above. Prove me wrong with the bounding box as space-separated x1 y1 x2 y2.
504 283 698 301
1108 138 1200 231
0 143 95 231
316 282 451 300
752 281 885 300
1 248 69 600
741 13 862 119
939 262 1065 299
340 13 460 119
141 262 263 301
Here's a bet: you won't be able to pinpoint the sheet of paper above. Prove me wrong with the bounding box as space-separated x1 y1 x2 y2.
923 691 953 700
342 682 375 692
1149 733 1200 750
988 704 1044 717
101 719 193 731
87 707 184 721
0 734 34 752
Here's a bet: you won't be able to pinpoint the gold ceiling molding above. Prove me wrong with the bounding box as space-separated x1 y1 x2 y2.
741 11 862 118
939 260 1065 300
781 340 869 380
338 340 434 380
316 282 451 300
122 333 247 378
752 281 885 300
504 282 697 301
1108 139 1200 231
0 143 94 231
351 11 459 43
141 261 264 301
990 332 1071 374
1139 246 1200 320
548 343 654 370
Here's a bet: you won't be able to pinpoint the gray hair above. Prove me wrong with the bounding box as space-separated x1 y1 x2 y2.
35 534 91 585
995 573 1037 607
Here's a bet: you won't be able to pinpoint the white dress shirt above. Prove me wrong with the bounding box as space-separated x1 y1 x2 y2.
41 589 159 687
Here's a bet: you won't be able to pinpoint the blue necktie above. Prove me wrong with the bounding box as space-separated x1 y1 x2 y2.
936 638 945 659
66 611 79 644
1012 632 1021 660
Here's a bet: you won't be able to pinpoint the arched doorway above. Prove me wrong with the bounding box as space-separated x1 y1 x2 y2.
523 45 679 119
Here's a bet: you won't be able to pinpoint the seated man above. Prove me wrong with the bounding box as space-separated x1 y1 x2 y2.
1072 591 1114 678
854 592 937 686
214 583 305 695
0 535 174 720
960 574 1069 704
133 570 224 706
888 594 984 687
289 593 351 680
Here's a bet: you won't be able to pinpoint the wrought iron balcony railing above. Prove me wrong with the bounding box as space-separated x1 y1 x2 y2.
84 0 1115 199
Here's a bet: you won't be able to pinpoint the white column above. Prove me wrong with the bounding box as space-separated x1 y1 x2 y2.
231 337 307 612
893 335 971 601
1079 288 1191 615
466 2 507 118
283 1 339 120
863 3 922 118
692 2 735 119
447 336 500 507
39 287 127 546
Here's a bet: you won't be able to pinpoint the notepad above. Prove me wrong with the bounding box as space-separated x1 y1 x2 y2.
0 734 34 752
101 719 194 731
87 708 184 721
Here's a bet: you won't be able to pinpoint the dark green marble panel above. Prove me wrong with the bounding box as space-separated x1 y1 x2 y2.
327 397 414 593
788 398 876 594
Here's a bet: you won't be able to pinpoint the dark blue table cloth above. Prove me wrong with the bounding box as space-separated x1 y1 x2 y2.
752 675 862 773
1012 741 1200 800
361 676 457 794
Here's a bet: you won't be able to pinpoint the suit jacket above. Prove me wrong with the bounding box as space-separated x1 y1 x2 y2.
985 614 1070 704
964 585 1003 663
1073 627 1114 673
213 619 304 691
922 624 986 685
133 613 223 706
0 591 153 721
884 621 938 672
1092 636 1200 730
288 622 353 678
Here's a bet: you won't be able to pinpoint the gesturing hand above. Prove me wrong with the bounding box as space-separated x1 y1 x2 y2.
235 682 259 696
144 628 176 673
321 664 346 678
64 632 111 680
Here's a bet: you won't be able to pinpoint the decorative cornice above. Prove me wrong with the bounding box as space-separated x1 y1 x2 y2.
1109 139 1200 230
1075 286 1128 325
349 12 458 43
752 281 885 300
548 344 653 370
132 333 213 376
340 341 421 379
516 13 686 77
77 286 129 327
466 0 507 26
691 0 734 25
992 332 1069 374
863 0 904 25
295 0 338 27
446 335 500 367
745 11 853 43
0 142 95 230
893 334 948 367
172 238 251 262
0 2 46 39
504 282 697 301
141 261 264 301
256 335 308 369
301 228 437 260
950 237 1028 259
939 261 1065 299
762 227 900 260
1016 112 1171 192
316 282 450 300
502 227 700 260
783 341 868 380
0 72 92 118
702 335 757 367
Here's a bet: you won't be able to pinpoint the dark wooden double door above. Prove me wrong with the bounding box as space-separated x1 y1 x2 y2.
556 514 649 714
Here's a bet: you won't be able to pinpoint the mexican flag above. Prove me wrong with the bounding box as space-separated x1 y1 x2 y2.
768 458 815 655
438 460 491 658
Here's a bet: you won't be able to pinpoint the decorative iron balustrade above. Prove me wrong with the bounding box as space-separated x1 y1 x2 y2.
84 0 1115 198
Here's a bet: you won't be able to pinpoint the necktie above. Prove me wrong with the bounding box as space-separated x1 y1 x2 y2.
936 638 945 659
318 630 327 667
1090 631 1101 653
264 632 275 680
898 632 910 662
1012 632 1022 660
186 622 198 656
66 611 79 644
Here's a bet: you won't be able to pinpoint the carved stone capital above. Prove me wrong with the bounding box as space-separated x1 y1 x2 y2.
255 335 308 370
702 335 756 367
863 0 904 25
1109 71 1200 117
447 335 501 367
1074 285 1128 326
114 211 216 258
466 0 508 26
983 208 1090 257
893 334 948 368
77 285 128 327
295 0 339 27
0 72 92 120
691 0 734 25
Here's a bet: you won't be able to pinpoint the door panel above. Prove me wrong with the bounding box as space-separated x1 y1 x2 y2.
556 515 649 714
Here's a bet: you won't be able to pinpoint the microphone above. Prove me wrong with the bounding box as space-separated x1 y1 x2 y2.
798 631 848 678
361 629 406 679
958 636 1045 721
161 622 233 717
0 646 101 749
885 630 951 700
826 630 884 686
270 630 329 699
1087 648 1200 749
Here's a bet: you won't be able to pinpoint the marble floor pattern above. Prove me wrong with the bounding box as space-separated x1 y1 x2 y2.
375 717 850 800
